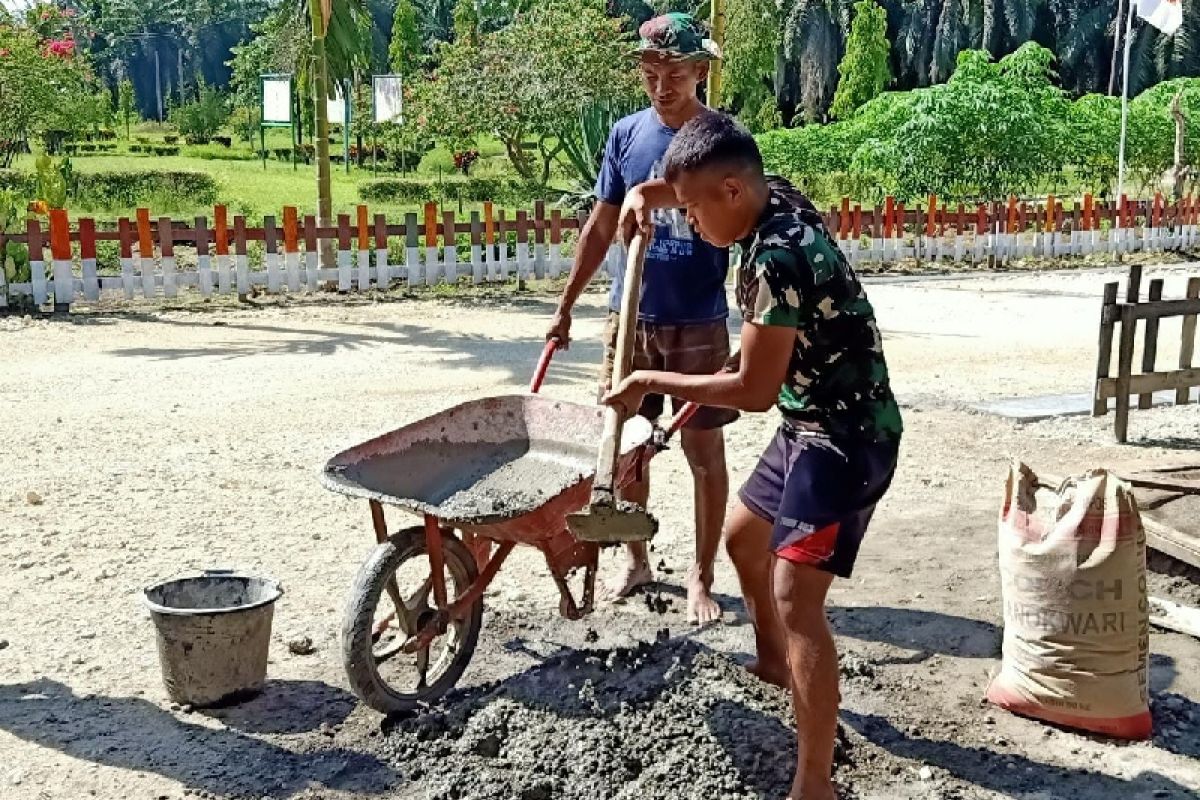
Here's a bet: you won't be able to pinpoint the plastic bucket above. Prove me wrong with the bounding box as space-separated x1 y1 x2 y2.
143 570 283 707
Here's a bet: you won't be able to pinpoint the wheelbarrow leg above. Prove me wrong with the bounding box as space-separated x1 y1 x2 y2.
369 500 413 635
539 532 600 621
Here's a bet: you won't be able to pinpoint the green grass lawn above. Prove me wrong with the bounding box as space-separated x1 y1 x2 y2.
11 129 564 224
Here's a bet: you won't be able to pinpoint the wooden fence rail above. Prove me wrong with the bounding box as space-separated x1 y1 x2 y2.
3 192 1200 310
1094 264 1200 442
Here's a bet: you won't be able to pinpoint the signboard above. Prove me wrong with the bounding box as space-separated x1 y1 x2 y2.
373 75 403 124
327 86 347 126
260 75 292 126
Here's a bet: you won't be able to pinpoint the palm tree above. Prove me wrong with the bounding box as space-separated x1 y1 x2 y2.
290 0 369 264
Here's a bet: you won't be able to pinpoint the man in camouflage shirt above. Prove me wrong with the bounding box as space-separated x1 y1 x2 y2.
607 111 901 800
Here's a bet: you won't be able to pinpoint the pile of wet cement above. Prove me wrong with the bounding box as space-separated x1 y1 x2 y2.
374 636 852 800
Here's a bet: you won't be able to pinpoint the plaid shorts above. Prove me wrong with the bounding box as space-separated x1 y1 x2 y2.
598 313 739 430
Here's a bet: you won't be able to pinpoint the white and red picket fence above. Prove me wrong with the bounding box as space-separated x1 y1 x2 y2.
3 192 1198 310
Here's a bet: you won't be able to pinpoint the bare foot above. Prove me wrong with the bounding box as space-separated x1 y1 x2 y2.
599 557 653 602
786 775 836 800
746 659 791 689
686 565 722 626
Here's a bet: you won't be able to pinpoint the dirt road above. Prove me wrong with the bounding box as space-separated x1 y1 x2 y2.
1 264 1197 799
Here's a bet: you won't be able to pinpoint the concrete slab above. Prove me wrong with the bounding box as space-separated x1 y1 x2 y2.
974 388 1199 421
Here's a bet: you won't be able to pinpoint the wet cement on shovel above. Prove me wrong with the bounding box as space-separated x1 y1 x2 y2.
370 636 853 800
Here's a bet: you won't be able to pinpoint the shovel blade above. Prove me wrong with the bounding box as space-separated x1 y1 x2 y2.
566 500 658 544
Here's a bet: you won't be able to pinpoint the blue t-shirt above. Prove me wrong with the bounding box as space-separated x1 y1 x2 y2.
594 108 730 325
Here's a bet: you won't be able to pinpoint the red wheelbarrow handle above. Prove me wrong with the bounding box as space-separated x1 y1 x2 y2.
529 337 560 393
530 337 701 438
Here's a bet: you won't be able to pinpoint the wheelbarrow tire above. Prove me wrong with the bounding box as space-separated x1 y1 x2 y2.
341 526 482 715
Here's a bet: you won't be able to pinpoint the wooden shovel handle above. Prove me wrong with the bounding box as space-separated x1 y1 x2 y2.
593 231 651 498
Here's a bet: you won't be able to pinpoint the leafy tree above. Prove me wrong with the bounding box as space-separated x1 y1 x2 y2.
389 0 424 76
416 0 638 184
0 13 94 164
169 81 229 141
724 0 780 127
118 78 137 138
830 0 890 120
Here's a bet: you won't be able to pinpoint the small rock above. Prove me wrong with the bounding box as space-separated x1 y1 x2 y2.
918 766 933 781
584 628 599 644
473 734 502 758
983 714 996 725
25 492 43 506
287 636 316 656
0 639 7 650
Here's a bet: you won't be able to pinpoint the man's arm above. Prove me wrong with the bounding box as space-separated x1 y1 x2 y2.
618 178 680 244
611 321 793 413
547 201 620 348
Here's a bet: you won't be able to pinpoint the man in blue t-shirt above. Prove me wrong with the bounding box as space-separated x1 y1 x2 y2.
546 12 734 625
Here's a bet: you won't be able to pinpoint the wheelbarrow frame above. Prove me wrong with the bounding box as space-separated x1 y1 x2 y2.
345 338 698 676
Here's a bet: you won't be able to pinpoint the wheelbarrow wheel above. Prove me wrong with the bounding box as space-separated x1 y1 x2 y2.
341 526 482 714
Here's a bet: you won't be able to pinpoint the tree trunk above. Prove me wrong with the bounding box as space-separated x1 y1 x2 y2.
1172 89 1188 200
1109 0 1126 96
310 4 335 269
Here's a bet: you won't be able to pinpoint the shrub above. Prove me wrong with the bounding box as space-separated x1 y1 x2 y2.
163 135 179 145
357 177 548 206
212 135 232 148
71 170 219 208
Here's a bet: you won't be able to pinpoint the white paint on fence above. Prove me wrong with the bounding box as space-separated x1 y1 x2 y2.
471 244 483 284
235 254 249 296
357 249 371 290
424 246 439 285
337 249 352 292
266 251 282 293
81 257 100 302
442 243 457 283
305 251 320 290
406 245 420 288
376 249 390 290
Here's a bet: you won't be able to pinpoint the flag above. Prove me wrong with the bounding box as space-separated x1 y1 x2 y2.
1137 0 1184 36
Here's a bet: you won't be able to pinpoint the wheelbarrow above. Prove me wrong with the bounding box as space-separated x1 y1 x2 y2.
321 339 698 714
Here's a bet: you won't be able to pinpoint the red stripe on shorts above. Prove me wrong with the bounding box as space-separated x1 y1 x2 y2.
775 522 840 565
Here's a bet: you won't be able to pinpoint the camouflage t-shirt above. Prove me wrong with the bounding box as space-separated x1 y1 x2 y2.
735 188 903 441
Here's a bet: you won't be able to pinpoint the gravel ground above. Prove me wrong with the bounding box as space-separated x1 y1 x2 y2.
1 263 1198 800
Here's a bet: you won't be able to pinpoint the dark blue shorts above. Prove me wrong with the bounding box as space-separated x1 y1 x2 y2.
737 425 899 578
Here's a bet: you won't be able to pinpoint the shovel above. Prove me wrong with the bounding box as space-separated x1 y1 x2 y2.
567 230 658 544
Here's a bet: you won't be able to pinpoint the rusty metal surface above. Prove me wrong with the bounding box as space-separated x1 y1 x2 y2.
321 395 653 536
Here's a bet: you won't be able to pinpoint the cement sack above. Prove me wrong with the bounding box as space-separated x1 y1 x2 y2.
986 461 1151 739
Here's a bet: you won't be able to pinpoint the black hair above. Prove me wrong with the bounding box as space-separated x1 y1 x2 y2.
662 110 764 183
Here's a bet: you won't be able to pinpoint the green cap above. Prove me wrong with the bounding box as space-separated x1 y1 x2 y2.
634 12 722 62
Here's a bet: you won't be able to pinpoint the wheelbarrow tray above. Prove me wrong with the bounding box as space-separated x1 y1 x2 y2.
321 394 653 539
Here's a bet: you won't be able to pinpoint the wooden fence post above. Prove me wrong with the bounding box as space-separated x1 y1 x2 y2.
136 208 154 298
262 213 281 294
214 205 231 295
357 205 372 290
337 213 353 291
79 216 99 302
195 215 212 297
303 214 320 291
49 208 72 309
283 206 301 292
118 217 135 299
442 209 458 283
374 213 390 290
1138 278 1165 409
1179 277 1200 405
423 202 439 285
1094 281 1120 416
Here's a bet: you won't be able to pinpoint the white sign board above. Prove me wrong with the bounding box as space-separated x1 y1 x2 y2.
373 75 403 124
261 77 292 124
327 88 347 126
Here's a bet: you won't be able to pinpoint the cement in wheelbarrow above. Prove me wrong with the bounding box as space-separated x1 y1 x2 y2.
322 395 652 527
